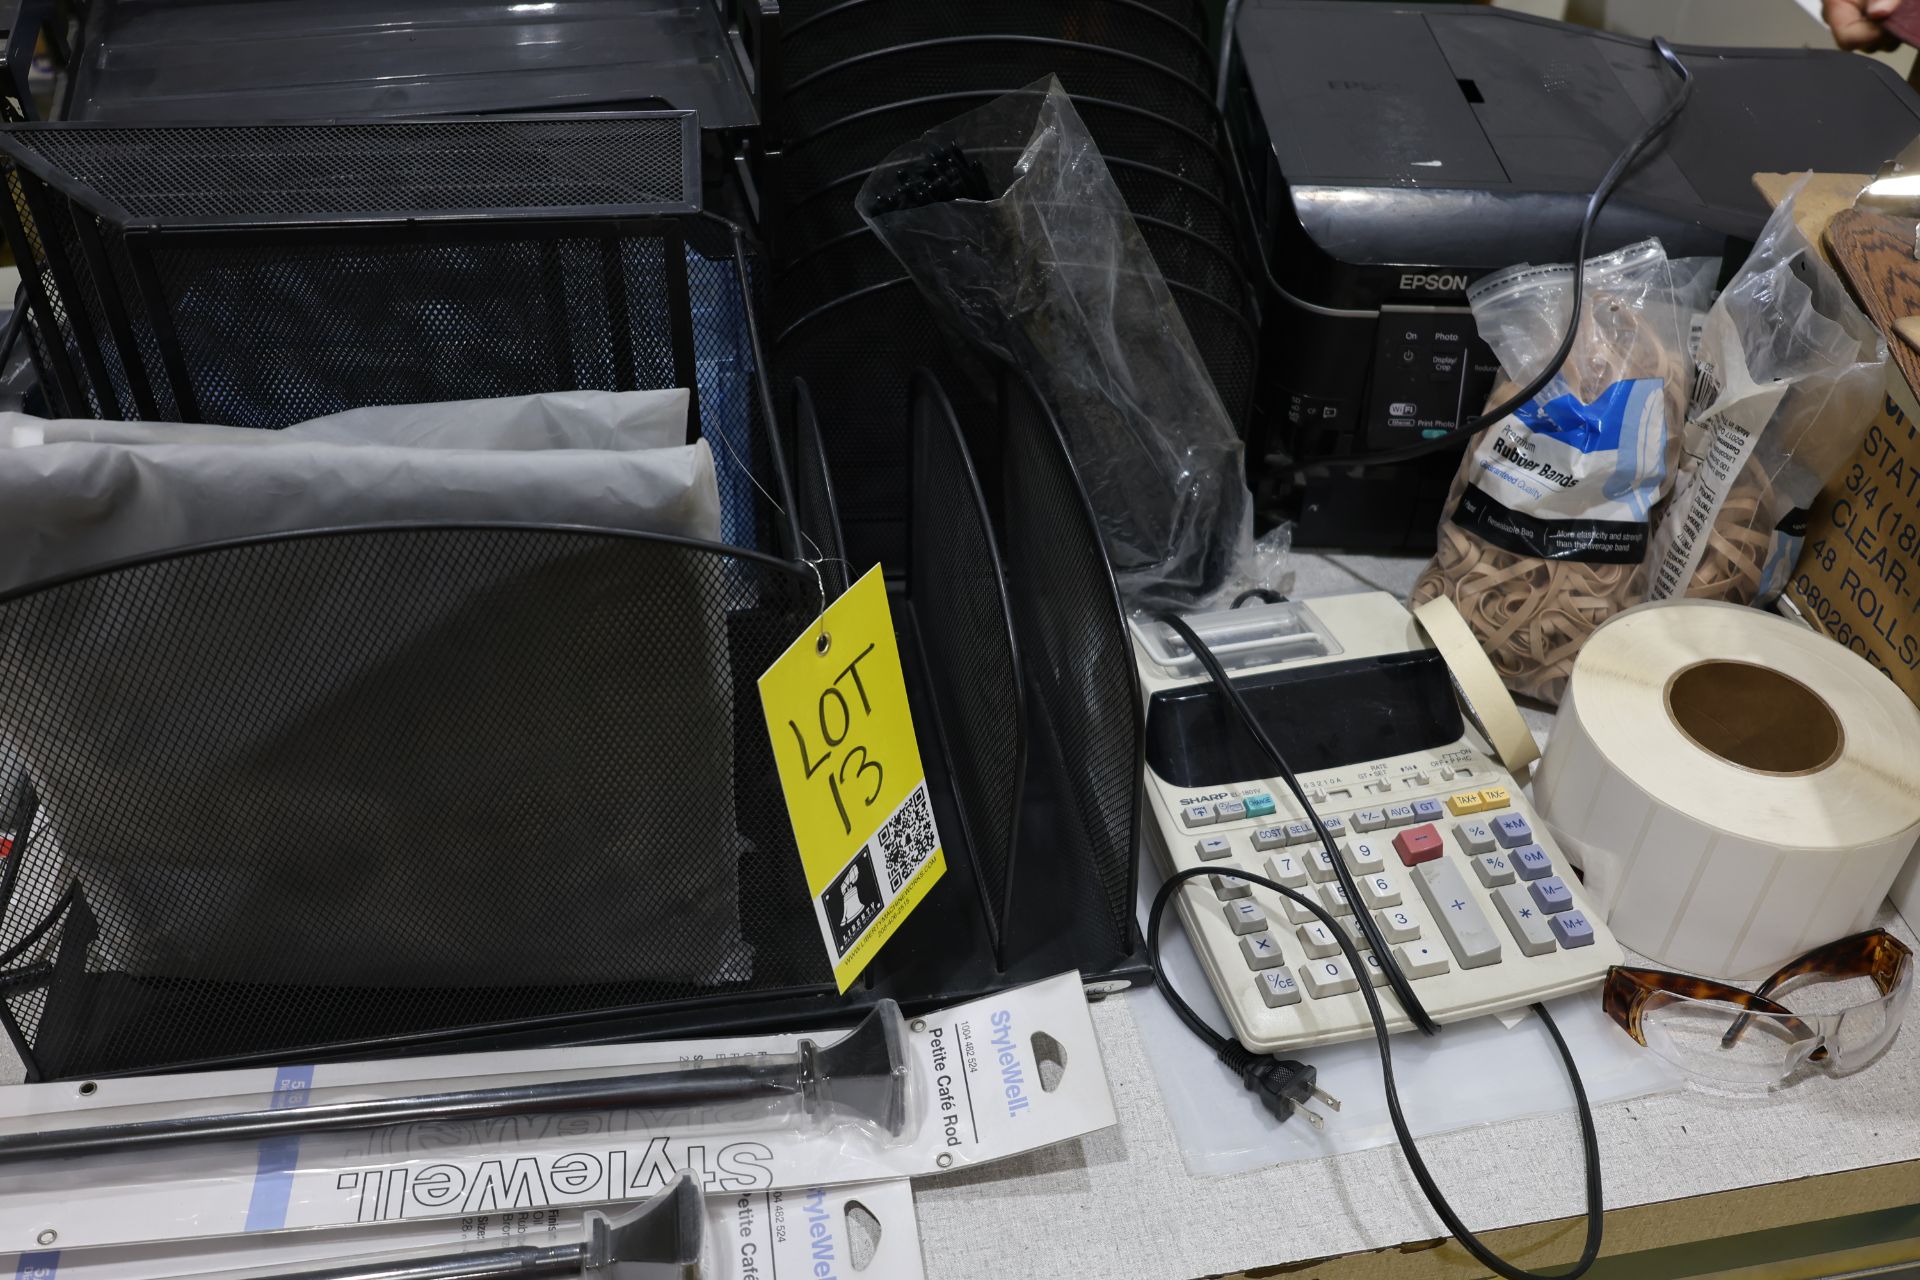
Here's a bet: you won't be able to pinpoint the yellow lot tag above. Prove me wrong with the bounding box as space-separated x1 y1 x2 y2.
759 565 945 991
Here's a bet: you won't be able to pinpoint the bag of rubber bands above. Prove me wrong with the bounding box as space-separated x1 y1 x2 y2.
1411 239 1697 705
1645 180 1885 609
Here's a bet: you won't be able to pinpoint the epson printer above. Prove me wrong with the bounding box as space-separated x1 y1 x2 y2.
1228 0 1920 549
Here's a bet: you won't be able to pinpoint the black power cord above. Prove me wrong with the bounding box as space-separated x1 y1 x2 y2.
1148 619 1603 1280
1307 36 1695 470
1147 870 1602 1280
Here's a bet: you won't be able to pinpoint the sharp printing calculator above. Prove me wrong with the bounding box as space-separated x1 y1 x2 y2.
1134 593 1622 1052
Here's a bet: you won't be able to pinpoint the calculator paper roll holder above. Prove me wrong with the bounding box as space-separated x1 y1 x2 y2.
270 1169 707 1280
0 1003 912 1165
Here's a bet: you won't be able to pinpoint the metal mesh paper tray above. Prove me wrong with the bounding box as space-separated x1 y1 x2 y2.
15 0 758 129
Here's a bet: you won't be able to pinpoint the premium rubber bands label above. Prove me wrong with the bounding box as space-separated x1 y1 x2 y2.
1454 377 1671 563
758 565 945 991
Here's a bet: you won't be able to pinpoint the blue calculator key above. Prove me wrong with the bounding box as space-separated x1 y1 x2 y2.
1492 813 1533 848
1550 910 1596 948
1411 797 1446 822
1511 844 1553 881
1244 793 1277 818
1529 876 1574 914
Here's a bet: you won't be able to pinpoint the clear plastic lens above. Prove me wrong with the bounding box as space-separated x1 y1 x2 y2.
1637 960 1912 1084
1639 997 1816 1085
1820 964 1912 1074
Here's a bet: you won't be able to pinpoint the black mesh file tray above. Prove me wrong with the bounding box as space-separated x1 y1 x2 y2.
0 113 696 425
0 113 786 548
6 0 759 129
774 279 994 573
905 371 1026 958
893 368 1139 972
0 524 835 1079
0 372 1151 1079
995 370 1142 955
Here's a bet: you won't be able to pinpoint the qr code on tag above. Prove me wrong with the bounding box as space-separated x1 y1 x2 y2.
876 783 937 892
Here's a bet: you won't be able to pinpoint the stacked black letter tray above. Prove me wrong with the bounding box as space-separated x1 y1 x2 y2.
0 365 1148 1083
0 0 765 151
0 2 770 216
0 112 793 547
759 0 1264 576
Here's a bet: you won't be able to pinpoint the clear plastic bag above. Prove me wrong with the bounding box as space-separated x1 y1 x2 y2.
1647 179 1888 606
1411 239 1696 704
855 76 1287 614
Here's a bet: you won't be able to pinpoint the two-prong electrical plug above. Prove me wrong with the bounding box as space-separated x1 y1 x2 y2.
1217 1043 1342 1127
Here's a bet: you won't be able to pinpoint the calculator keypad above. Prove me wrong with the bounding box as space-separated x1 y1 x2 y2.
1158 756 1618 1052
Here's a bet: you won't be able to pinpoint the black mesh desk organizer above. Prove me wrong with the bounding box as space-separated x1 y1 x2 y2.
0 114 703 423
0 383 1147 1079
4 0 760 130
0 109 1149 1081
0 113 788 547
0 1 770 218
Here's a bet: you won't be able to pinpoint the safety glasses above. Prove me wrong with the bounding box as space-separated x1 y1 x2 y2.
1604 930 1912 1086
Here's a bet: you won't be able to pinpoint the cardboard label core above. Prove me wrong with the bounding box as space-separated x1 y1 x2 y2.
1665 659 1844 776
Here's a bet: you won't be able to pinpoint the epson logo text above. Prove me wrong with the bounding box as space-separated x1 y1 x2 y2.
1399 272 1469 292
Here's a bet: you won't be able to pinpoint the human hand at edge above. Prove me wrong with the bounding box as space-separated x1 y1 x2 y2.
1825 0 1904 52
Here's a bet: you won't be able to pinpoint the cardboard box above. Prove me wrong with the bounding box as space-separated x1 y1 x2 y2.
1784 367 1920 701
1785 365 1920 922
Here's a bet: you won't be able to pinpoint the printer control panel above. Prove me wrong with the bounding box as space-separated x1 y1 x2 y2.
1365 305 1500 447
